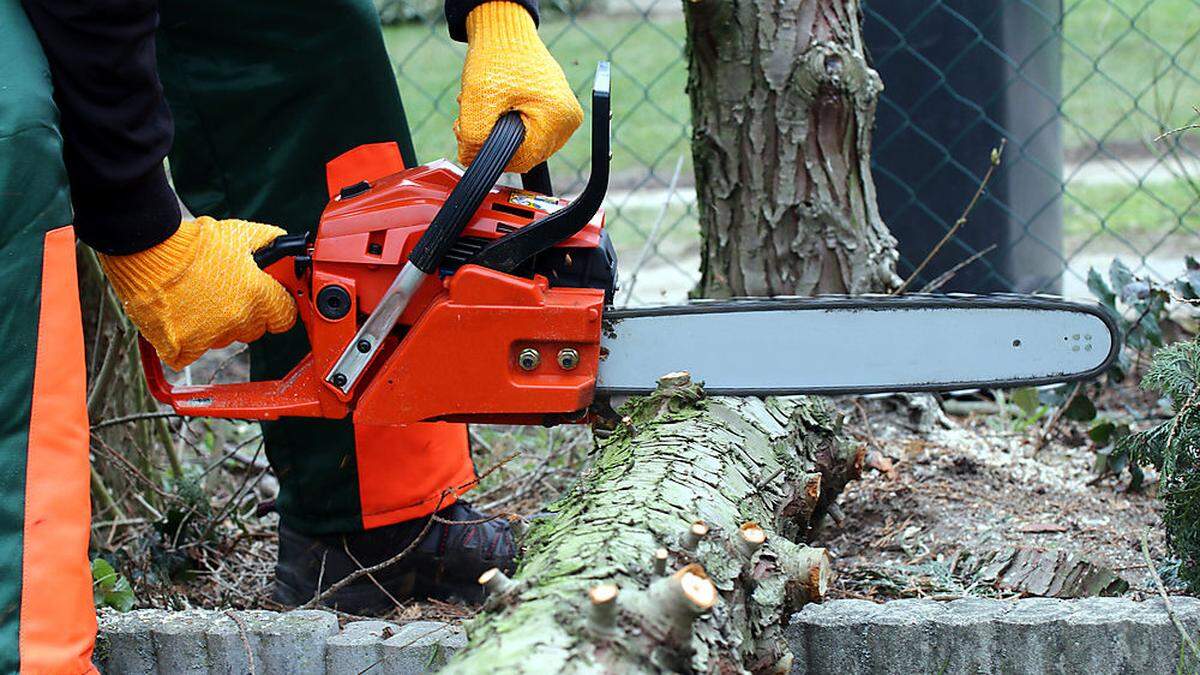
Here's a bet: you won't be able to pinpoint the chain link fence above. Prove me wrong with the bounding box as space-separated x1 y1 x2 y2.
379 0 1200 303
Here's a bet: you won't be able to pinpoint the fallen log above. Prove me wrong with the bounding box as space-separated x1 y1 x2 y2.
444 374 862 672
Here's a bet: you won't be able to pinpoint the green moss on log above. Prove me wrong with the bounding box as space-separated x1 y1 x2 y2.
443 377 860 673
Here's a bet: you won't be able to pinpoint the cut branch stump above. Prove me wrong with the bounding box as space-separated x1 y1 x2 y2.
444 374 862 672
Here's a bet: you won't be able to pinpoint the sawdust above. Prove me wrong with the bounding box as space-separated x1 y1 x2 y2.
825 395 1170 601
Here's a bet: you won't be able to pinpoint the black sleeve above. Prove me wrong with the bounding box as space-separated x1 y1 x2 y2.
444 0 539 42
20 0 180 255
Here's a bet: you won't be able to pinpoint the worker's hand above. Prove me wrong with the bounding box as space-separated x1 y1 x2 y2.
456 0 583 173
100 216 297 370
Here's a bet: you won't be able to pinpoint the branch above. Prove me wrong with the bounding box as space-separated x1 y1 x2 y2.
894 140 1007 295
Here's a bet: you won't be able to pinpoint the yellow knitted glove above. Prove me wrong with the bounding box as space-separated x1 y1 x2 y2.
456 1 584 173
100 217 297 370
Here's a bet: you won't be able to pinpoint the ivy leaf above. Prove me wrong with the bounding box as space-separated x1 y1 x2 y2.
1139 310 1166 348
1121 280 1151 303
1088 268 1117 310
1090 419 1116 446
92 558 135 612
1110 450 1130 475
1038 384 1072 407
1128 463 1146 492
1064 393 1098 422
1011 388 1041 416
1109 259 1135 296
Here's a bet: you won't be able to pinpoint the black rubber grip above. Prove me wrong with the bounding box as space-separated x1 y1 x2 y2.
253 232 310 269
408 112 525 273
521 162 553 195
470 63 611 274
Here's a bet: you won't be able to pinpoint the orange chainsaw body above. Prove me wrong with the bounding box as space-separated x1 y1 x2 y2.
141 142 608 426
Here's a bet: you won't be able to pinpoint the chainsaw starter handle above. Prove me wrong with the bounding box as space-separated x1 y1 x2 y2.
408 111 526 274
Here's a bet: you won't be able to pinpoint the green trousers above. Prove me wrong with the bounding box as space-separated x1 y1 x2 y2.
1 3 95 671
157 0 426 535
1 0 449 667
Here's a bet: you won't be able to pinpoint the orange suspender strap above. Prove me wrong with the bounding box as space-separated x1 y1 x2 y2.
20 226 97 674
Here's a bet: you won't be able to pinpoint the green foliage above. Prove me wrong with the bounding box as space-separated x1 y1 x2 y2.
92 558 136 611
1087 259 1174 380
1118 339 1200 590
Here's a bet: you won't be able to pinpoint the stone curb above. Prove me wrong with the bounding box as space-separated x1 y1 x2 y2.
98 599 1200 673
787 597 1200 674
95 610 464 674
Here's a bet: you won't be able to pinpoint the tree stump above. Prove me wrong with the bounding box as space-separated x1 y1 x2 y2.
443 374 862 672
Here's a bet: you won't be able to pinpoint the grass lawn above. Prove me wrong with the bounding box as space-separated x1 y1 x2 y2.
1061 0 1200 151
1065 177 1200 237
382 0 1200 246
382 16 690 189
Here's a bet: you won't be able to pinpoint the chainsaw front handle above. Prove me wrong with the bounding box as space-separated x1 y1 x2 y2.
408 111 526 273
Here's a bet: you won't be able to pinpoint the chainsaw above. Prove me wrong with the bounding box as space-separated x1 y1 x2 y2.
140 62 1120 426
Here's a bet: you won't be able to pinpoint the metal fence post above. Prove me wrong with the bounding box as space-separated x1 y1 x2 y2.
864 1 1065 293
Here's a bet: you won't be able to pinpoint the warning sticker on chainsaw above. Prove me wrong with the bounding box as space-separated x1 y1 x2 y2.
510 190 567 213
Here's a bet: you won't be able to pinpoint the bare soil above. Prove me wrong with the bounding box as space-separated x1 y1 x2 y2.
824 393 1173 601
122 385 1177 623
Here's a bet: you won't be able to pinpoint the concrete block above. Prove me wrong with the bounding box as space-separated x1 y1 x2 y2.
1058 597 1136 675
993 598 1074 675
205 610 276 675
1127 598 1192 674
787 599 885 674
97 608 167 674
927 597 1010 674
325 621 401 674
256 609 338 675
862 598 941 674
381 621 465 673
151 609 216 674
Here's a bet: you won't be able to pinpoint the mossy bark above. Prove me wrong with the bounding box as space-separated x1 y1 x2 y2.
684 0 899 297
443 377 861 673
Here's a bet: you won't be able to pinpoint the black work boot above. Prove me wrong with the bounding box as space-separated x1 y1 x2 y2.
272 501 517 613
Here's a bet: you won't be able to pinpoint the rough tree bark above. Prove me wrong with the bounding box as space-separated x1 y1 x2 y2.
443 375 861 672
685 0 900 296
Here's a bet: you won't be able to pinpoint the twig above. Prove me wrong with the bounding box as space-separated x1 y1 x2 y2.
223 610 257 675
894 139 1007 295
135 375 184 479
1140 530 1200 662
342 540 406 611
90 434 175 500
300 491 449 609
90 410 180 431
86 328 135 419
468 428 495 456
1154 107 1200 142
89 465 126 521
918 244 998 294
1034 381 1082 453
207 345 249 384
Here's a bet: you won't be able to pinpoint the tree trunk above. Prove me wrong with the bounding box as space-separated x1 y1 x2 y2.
443 375 861 673
685 0 900 297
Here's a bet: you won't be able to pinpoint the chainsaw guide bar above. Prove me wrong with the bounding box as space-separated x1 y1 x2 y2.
597 293 1119 397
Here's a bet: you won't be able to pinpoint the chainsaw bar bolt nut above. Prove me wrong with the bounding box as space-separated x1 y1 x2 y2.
557 348 580 370
518 348 541 371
